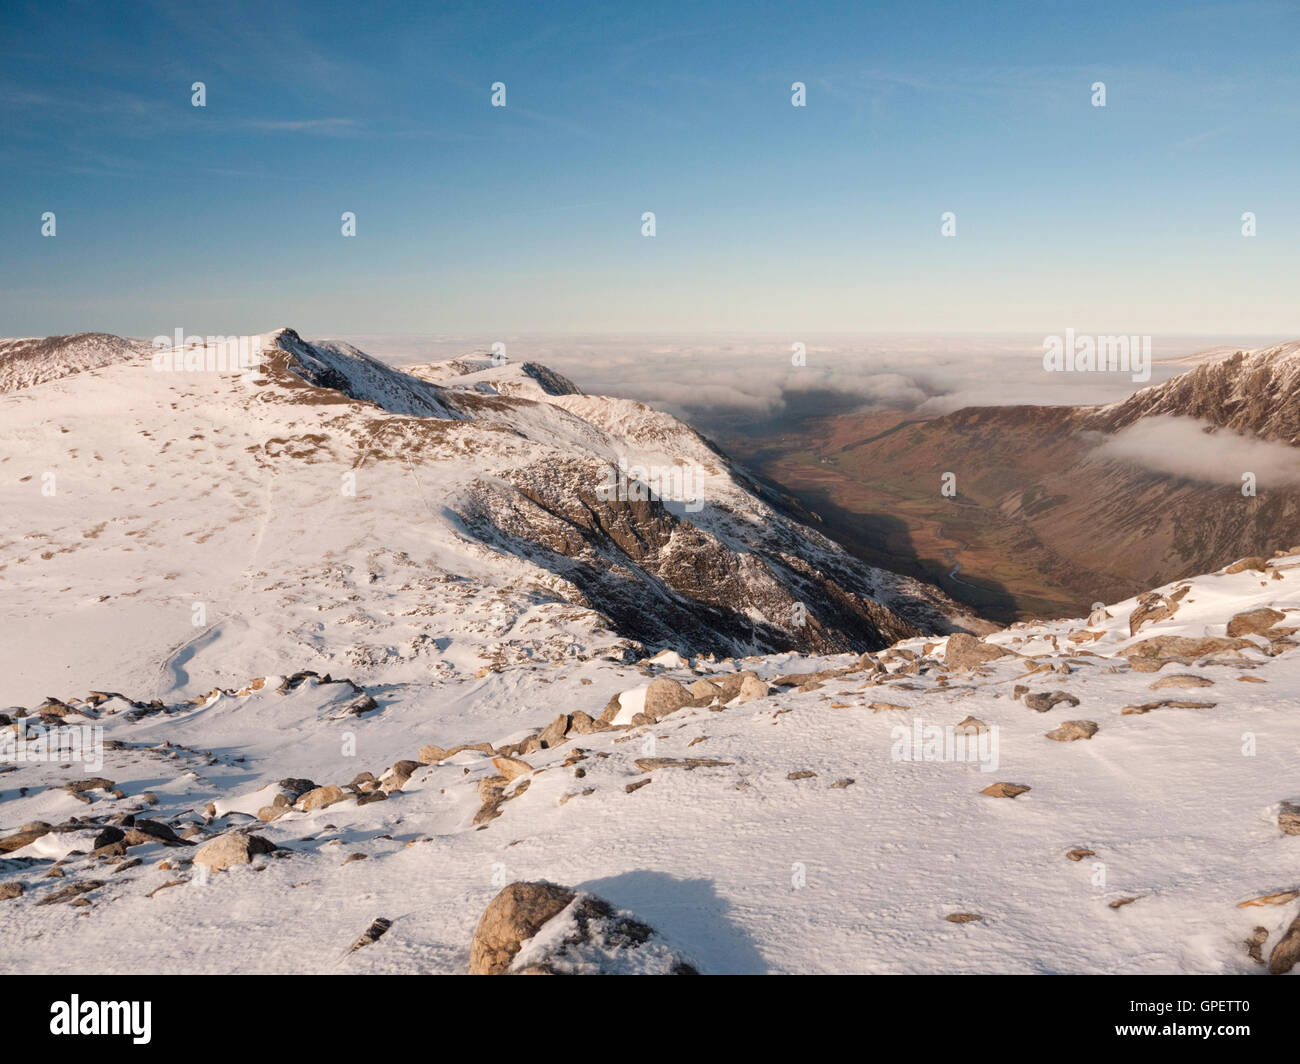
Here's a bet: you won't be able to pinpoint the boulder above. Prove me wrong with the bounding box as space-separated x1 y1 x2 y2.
642 678 693 721
1225 556 1268 574
944 634 1013 670
1226 607 1286 637
1269 913 1300 975
1045 720 1099 742
734 675 771 705
468 881 696 975
297 784 347 812
0 821 52 854
193 832 276 872
492 756 533 782
1024 691 1080 712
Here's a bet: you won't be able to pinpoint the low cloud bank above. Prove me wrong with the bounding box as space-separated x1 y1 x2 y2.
341 332 1269 428
1091 415 1300 487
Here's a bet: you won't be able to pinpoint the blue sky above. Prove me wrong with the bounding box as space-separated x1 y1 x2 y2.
2 0 1298 338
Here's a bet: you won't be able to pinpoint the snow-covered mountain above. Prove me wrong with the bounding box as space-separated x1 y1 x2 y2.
1 541 1297 973
0 328 976 708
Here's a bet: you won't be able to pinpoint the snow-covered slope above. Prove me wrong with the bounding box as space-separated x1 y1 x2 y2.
0 329 974 709
2 547 1297 973
0 333 154 393
1096 338 1300 443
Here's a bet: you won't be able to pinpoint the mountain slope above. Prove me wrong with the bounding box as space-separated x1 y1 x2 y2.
730 339 1300 622
0 329 976 706
2 545 1297 974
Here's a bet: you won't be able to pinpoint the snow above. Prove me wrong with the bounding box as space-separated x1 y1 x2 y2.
0 330 1297 974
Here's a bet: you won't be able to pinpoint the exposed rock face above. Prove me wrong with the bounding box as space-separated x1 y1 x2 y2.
193 832 276 871
468 881 696 975
1279 802 1300 836
1101 343 1300 445
455 461 943 658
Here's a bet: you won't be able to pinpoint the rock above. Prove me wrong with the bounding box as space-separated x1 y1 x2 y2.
624 778 652 794
193 832 276 872
468 881 696 975
787 770 818 780
383 760 421 792
945 912 982 923
0 822 52 854
63 777 115 794
469 881 576 974
1238 889 1300 908
37 880 104 906
344 694 378 716
345 917 392 954
1149 674 1215 690
1045 720 1098 742
633 757 734 771
1120 699 1217 715
830 778 855 788
566 711 602 735
123 820 186 847
709 671 763 705
1278 802 1300 836
258 795 293 822
297 784 347 812
277 778 319 801
687 679 719 702
981 782 1030 798
1024 691 1080 712
417 741 494 765
642 678 693 721
955 715 989 734
1124 635 1255 668
734 675 771 704
357 791 388 807
944 633 1013 670
1268 913 1300 975
0 882 25 901
92 827 125 849
537 714 570 748
1225 556 1268 574
1128 593 1178 635
492 756 534 782
1226 607 1286 637
870 702 908 713
1066 849 1096 861
1246 926 1269 965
